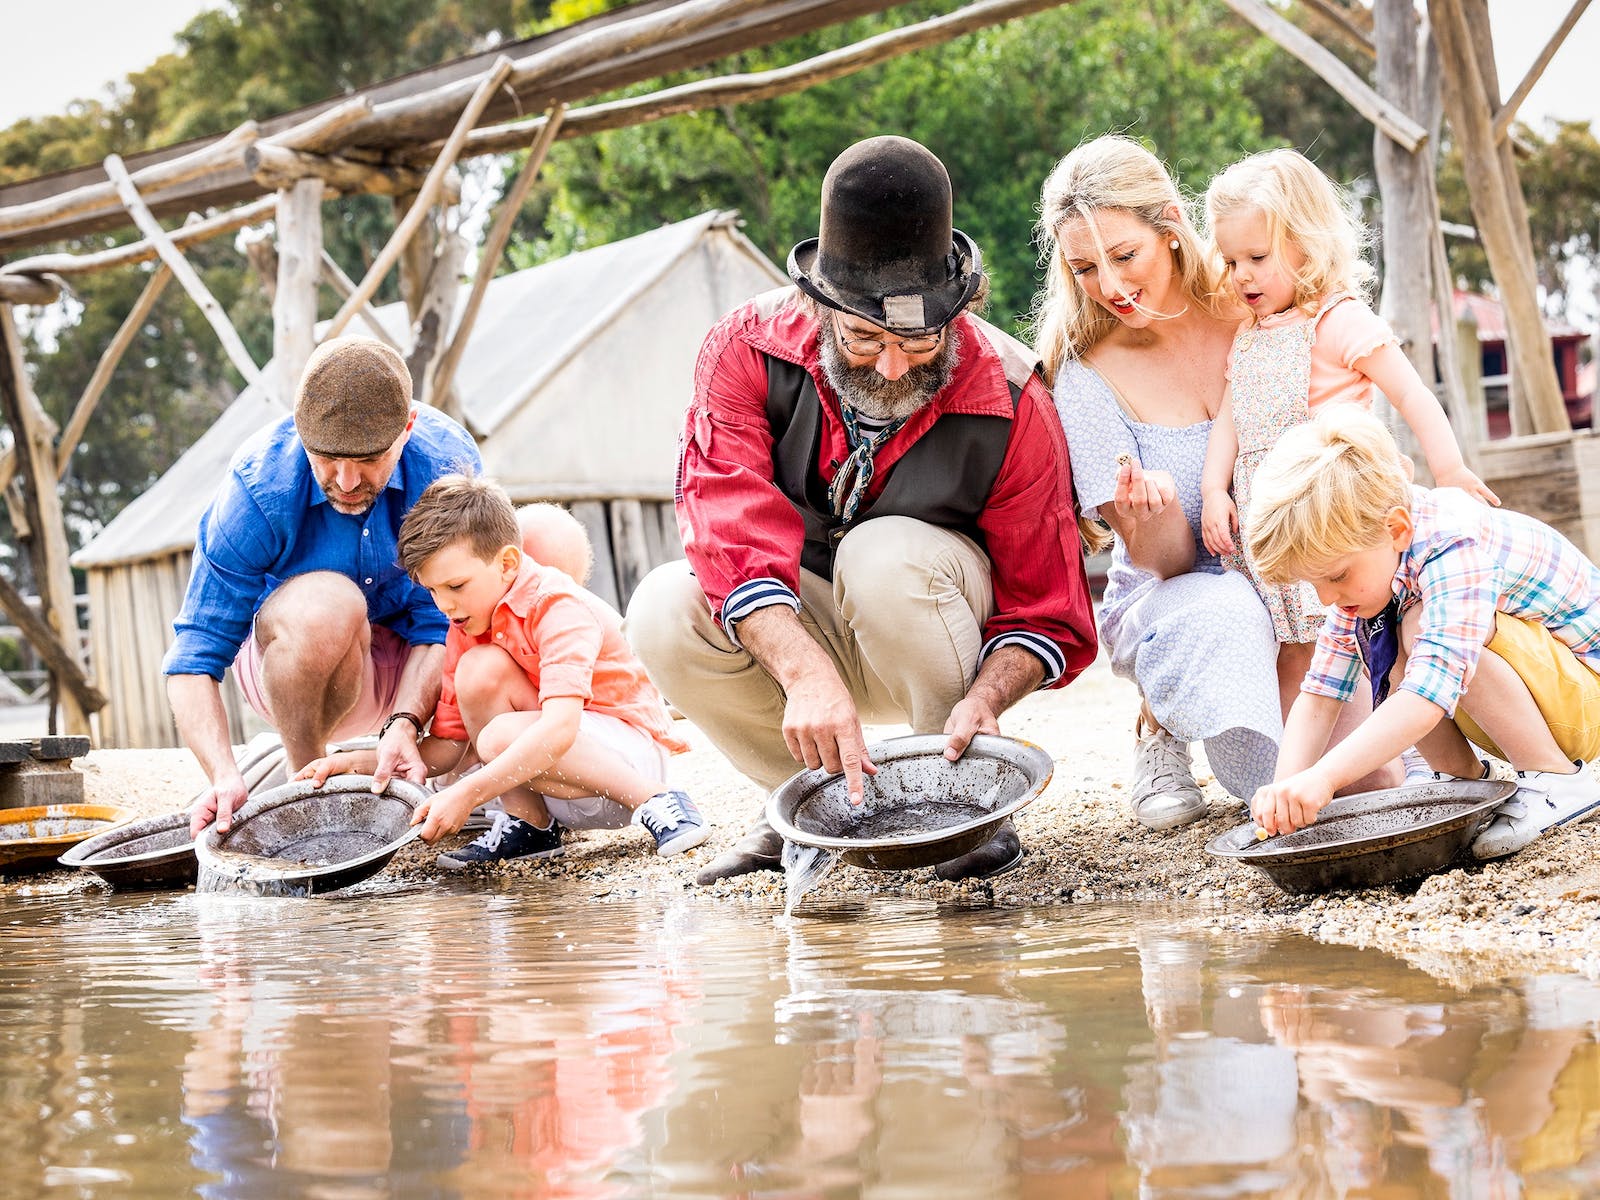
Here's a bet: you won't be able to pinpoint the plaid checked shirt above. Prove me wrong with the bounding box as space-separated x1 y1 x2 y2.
1304 486 1600 715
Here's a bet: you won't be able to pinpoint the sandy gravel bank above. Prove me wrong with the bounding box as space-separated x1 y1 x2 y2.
10 657 1599 985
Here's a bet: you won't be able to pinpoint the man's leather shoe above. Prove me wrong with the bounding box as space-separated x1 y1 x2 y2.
694 820 785 885
934 819 1022 882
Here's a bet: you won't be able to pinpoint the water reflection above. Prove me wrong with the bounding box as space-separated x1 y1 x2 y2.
1 889 1598 1197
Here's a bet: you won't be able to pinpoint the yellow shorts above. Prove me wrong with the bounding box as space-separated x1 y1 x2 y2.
1452 611 1600 763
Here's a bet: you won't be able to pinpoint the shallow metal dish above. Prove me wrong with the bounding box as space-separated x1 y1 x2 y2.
0 804 134 874
767 734 1054 871
59 811 197 890
1207 778 1515 895
195 776 428 895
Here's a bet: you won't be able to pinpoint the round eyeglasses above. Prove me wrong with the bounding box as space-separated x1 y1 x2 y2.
834 316 944 358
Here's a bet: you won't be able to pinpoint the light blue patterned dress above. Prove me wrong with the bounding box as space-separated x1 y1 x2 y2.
1054 360 1281 799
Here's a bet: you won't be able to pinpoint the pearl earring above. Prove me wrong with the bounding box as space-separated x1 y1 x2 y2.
1169 239 1180 251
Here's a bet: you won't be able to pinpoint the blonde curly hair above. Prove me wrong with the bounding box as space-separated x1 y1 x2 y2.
1246 405 1411 585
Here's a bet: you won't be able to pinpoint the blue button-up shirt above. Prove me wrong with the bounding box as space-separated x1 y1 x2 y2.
163 406 481 681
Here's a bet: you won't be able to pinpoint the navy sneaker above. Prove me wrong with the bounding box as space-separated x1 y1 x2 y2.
436 811 563 871
634 790 710 856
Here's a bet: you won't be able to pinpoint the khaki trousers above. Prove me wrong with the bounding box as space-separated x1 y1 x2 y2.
626 516 995 792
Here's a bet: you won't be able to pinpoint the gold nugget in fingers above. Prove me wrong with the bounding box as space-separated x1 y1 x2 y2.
1116 452 1135 469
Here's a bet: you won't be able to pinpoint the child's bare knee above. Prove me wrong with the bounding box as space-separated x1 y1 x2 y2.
454 643 521 701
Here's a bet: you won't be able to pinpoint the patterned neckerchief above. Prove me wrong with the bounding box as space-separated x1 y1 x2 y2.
1355 595 1403 706
829 404 909 524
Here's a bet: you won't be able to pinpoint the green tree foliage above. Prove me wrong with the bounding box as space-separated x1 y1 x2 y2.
511 0 1375 332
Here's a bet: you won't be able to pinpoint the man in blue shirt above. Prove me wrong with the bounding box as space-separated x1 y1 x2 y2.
165 338 481 834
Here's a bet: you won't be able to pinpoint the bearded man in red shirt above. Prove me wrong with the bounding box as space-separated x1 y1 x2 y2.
628 136 1097 884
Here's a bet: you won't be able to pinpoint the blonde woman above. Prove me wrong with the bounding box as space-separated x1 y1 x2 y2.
1032 135 1283 829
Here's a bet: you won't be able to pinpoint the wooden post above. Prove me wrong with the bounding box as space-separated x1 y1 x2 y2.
1430 0 1569 434
55 265 173 478
1221 0 1427 150
319 251 404 351
406 226 468 411
238 227 278 303
1491 0 1593 143
102 153 263 388
0 571 106 713
430 104 567 409
273 178 324 405
1455 306 1487 445
0 306 94 732
320 56 514 342
1371 0 1436 470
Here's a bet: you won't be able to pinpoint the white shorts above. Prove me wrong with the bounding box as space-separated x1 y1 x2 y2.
543 711 669 831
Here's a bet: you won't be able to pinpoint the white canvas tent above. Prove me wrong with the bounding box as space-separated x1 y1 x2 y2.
73 210 786 747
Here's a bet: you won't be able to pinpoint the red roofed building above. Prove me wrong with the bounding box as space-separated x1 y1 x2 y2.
1437 290 1593 436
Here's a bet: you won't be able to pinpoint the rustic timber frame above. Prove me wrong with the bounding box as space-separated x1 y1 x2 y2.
0 0 1586 739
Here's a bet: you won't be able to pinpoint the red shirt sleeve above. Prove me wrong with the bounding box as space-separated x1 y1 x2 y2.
976 375 1099 689
676 312 806 617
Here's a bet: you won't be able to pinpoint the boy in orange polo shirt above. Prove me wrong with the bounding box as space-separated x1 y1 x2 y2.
300 475 707 868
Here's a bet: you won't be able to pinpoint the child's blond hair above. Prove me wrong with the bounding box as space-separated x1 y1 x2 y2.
1030 134 1232 377
1204 148 1373 311
1246 406 1411 585
398 474 520 579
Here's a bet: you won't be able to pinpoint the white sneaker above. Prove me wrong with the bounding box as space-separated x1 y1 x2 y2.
1130 725 1206 831
1400 747 1435 786
1471 760 1600 860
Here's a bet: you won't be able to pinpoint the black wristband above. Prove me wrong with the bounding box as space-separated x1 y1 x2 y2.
379 711 425 740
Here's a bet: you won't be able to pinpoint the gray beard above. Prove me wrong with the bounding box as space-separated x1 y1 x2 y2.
818 324 961 422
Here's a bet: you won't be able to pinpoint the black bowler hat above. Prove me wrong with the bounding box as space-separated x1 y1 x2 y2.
788 135 984 335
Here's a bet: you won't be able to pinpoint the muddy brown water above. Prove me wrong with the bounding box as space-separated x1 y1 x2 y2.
3 885 1599 1197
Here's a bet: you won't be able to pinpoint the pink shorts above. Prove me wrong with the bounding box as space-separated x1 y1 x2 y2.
234 623 410 740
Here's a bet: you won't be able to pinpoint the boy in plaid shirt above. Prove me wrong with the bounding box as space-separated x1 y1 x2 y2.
1244 406 1600 858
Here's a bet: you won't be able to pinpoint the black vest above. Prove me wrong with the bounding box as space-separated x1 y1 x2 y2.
765 357 1018 579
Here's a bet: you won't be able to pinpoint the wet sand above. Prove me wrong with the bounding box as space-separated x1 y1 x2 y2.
13 655 1600 985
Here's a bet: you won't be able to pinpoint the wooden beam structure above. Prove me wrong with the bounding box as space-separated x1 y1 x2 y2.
0 274 63 305
0 307 95 730
0 571 106 714
1221 0 1428 150
0 196 276 281
1431 0 1569 434
103 154 263 387
55 265 173 478
450 0 1072 158
1491 0 1593 143
272 178 324 405
1297 0 1375 58
317 251 403 350
0 0 911 254
321 56 513 342
429 103 567 411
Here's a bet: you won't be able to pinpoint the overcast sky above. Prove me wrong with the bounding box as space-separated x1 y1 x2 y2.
1 1 1597 135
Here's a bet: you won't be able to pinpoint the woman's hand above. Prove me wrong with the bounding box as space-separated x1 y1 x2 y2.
1111 458 1177 524
1200 488 1239 556
1433 463 1500 507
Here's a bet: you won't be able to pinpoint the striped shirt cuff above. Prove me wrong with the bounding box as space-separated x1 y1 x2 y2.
721 577 802 646
981 631 1067 688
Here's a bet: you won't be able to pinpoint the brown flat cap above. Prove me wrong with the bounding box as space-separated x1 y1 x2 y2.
294 337 413 458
